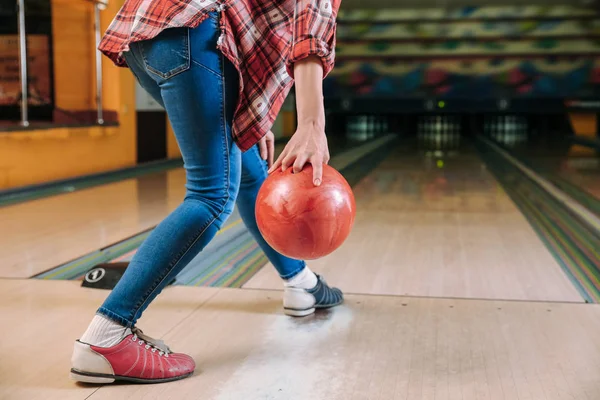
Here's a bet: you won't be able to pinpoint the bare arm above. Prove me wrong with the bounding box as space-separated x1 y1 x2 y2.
269 0 340 186
294 56 325 129
269 56 329 186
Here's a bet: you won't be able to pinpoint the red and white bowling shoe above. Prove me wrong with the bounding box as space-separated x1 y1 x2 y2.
70 328 195 384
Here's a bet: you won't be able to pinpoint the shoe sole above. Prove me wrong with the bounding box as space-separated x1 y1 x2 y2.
284 307 316 317
284 298 344 317
70 368 193 384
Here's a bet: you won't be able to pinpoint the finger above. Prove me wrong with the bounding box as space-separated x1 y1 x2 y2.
269 157 282 174
292 153 309 174
268 148 287 173
281 153 296 172
267 138 275 168
259 140 267 161
311 157 323 186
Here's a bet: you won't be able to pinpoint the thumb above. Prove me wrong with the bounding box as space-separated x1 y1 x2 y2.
311 159 323 186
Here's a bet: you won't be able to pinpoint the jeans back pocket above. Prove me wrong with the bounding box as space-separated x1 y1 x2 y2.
140 27 191 82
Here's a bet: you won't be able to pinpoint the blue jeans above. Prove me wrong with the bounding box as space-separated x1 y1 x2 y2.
98 13 305 328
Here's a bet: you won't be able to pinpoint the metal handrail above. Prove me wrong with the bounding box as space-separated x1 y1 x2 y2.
84 0 109 9
17 0 28 127
94 3 104 124
15 0 107 127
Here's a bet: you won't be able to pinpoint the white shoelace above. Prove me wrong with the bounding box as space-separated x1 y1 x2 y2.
131 327 171 357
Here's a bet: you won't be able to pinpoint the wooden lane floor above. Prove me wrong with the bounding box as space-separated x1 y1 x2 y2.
245 142 584 302
2 278 600 399
0 138 389 279
0 168 187 279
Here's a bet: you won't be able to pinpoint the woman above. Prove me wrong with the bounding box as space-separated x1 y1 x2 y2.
70 0 343 384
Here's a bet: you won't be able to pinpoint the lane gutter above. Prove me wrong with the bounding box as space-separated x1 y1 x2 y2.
480 137 600 233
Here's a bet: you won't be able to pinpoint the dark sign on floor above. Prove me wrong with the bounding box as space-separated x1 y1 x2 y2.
81 262 129 290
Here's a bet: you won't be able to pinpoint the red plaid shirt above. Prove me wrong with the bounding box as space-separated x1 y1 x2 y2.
99 0 340 151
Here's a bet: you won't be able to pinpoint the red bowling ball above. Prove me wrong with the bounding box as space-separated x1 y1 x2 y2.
255 164 356 260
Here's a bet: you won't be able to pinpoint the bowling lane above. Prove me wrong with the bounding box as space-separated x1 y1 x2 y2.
0 135 391 279
0 169 186 279
245 137 584 303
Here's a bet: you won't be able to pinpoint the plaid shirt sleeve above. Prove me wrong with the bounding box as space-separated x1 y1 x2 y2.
286 0 341 79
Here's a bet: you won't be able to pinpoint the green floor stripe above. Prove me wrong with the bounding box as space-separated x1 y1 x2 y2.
215 251 266 288
513 193 594 301
519 191 598 301
228 254 268 288
216 249 261 287
517 175 600 265
188 240 257 287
